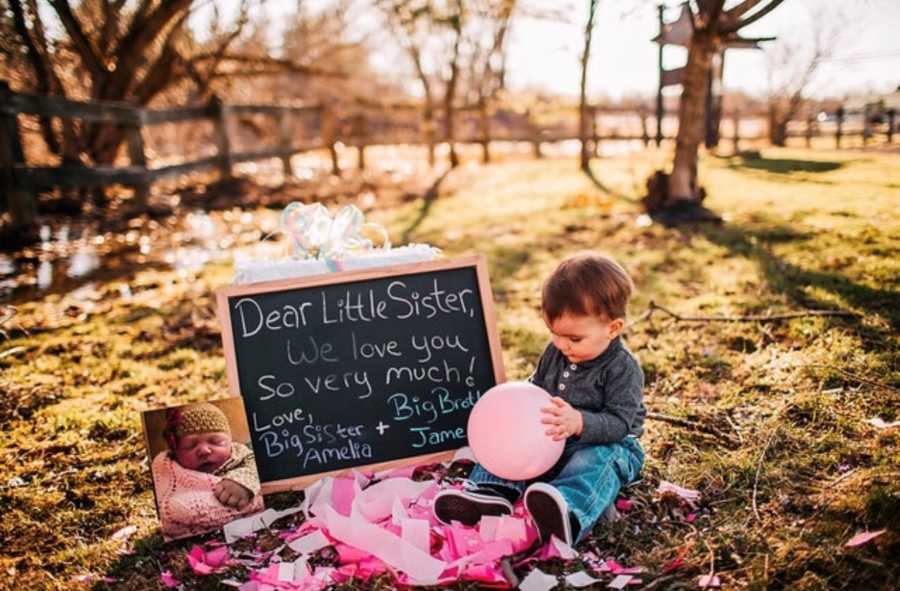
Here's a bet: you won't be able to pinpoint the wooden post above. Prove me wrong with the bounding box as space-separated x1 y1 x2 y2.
527 108 542 159
640 108 649 147
655 4 664 147
732 110 740 153
835 106 844 149
888 109 896 144
805 112 814 149
422 106 436 168
0 81 37 231
354 113 367 171
125 111 149 207
479 98 491 164
320 105 340 176
209 95 233 179
276 110 294 179
862 103 871 147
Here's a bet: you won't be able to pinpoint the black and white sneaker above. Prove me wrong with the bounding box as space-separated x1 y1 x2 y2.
524 482 577 546
433 486 514 526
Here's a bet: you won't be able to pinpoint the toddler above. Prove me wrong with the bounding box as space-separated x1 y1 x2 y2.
152 402 263 539
434 253 646 546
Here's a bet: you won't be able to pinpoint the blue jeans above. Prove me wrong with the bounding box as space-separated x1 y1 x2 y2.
469 437 644 543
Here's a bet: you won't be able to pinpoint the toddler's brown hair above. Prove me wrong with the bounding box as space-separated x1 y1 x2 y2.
542 252 634 321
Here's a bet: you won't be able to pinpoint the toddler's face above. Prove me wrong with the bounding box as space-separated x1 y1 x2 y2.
174 431 232 473
545 312 624 364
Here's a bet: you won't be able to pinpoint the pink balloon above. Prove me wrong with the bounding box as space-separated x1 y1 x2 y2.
467 381 565 480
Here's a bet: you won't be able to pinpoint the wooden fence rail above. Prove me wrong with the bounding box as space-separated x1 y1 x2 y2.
1 83 694 230
784 106 897 148
6 78 889 232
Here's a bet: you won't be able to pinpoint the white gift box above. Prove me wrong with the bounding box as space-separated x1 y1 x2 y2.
233 244 441 285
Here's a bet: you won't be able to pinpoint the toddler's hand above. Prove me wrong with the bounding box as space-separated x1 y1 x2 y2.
540 397 583 441
215 479 253 509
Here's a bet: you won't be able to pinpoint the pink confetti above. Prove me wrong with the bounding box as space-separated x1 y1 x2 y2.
601 559 625 573
495 515 532 551
160 570 180 588
401 518 431 553
320 504 446 584
331 476 359 516
353 477 433 522
479 515 501 541
662 556 685 573
187 545 231 575
698 574 721 588
374 465 417 480
685 512 697 523
615 499 634 513
536 535 578 560
178 465 651 589
458 562 510 585
845 529 886 547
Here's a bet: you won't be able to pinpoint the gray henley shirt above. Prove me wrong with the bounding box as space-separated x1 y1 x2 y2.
529 336 646 444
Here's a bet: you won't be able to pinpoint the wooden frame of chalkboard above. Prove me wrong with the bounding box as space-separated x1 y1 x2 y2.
216 255 505 493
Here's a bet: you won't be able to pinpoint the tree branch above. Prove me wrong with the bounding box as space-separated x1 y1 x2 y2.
131 7 192 104
646 411 740 445
722 0 785 33
103 0 192 100
48 0 106 84
724 0 763 21
627 300 859 329
189 0 250 98
197 54 348 78
10 0 64 154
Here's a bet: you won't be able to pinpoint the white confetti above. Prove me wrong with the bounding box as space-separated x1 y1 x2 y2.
287 530 331 555
519 567 558 591
608 574 634 589
565 570 604 587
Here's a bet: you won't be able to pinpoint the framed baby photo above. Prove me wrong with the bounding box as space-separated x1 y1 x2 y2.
142 397 266 541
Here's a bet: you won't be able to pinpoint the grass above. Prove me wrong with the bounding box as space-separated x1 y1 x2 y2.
1 145 898 590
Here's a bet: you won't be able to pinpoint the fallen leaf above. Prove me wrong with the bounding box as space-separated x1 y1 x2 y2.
110 525 137 541
867 418 900 429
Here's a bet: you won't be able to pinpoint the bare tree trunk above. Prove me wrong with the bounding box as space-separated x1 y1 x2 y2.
645 0 785 222
768 104 788 146
424 104 436 168
668 32 715 203
444 81 459 169
579 0 598 172
444 6 462 170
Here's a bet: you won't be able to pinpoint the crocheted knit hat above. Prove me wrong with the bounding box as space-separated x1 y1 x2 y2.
164 402 231 450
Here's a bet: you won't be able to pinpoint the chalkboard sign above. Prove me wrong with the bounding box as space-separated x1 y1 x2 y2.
216 256 505 492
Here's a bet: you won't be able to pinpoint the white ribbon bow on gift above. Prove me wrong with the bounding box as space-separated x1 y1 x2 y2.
280 202 390 260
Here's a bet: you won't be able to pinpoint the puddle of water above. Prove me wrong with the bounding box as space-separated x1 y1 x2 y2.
67 245 100 278
36 261 53 290
1 208 281 304
0 255 13 275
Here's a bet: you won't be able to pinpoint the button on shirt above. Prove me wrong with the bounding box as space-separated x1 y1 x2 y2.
529 337 646 444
